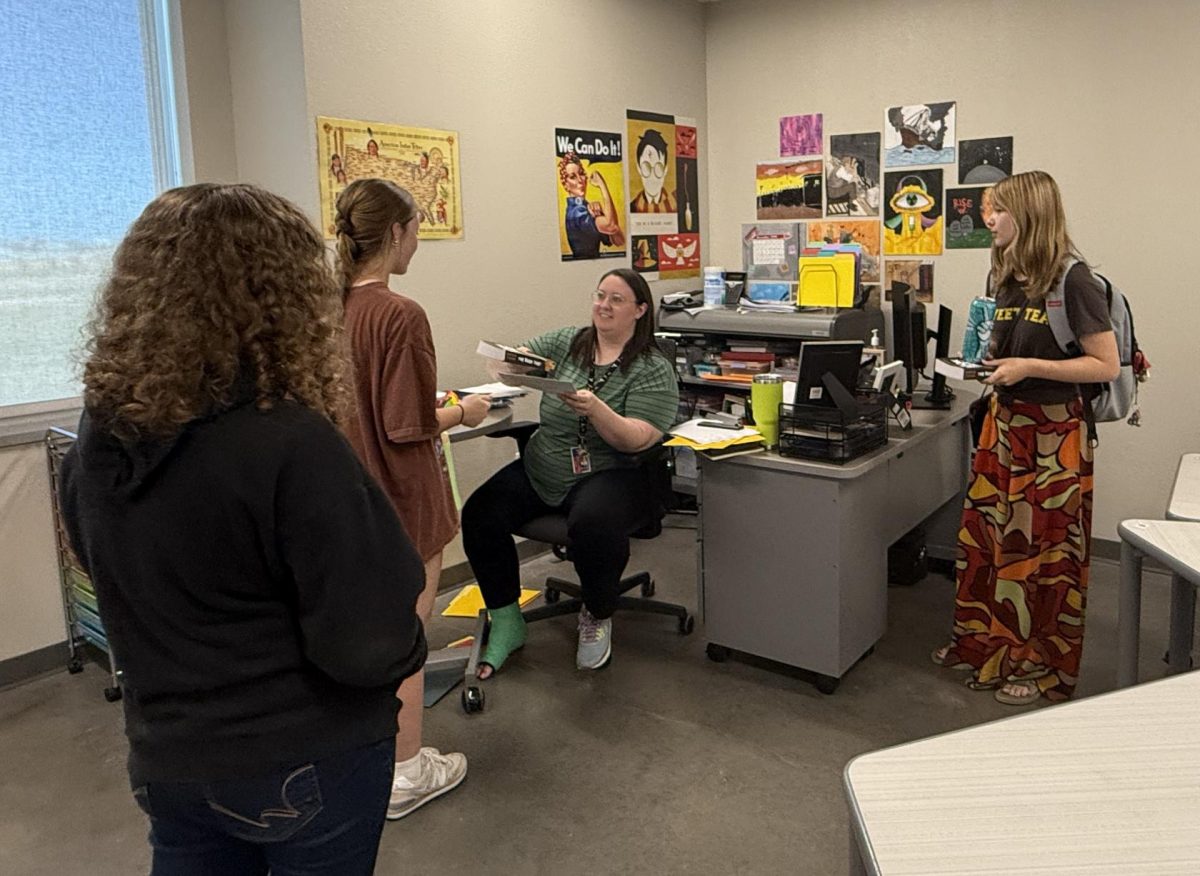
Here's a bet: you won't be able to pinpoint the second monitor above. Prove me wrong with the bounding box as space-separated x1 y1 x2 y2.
793 340 865 406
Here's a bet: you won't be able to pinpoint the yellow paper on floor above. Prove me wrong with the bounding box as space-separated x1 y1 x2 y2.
441 584 540 618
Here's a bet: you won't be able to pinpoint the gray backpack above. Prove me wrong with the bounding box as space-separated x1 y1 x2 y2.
1045 257 1145 443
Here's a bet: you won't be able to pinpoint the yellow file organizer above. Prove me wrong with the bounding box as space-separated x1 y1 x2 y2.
797 253 856 307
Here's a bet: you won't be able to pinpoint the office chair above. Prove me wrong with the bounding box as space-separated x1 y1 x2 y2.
459 421 694 713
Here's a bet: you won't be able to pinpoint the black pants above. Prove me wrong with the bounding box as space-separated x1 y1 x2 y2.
461 460 656 619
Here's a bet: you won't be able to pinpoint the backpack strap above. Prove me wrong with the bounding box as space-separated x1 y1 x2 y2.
1045 257 1101 447
1044 256 1083 356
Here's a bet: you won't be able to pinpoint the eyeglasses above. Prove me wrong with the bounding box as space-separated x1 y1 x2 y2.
593 289 633 306
638 160 666 179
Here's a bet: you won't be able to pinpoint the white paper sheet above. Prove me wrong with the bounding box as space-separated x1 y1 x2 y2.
457 381 527 398
498 372 577 394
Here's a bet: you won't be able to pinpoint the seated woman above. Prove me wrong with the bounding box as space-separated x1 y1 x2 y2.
462 268 679 676
59 183 427 874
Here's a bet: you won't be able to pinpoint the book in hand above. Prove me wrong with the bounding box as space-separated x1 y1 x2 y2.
934 357 994 381
476 340 555 372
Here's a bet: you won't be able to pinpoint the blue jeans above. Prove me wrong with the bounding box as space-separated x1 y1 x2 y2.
133 738 394 875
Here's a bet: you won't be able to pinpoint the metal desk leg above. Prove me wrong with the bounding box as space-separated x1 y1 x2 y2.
1167 573 1197 675
1117 540 1144 688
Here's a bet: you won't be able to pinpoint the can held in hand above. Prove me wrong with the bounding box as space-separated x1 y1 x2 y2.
750 373 785 448
963 296 996 362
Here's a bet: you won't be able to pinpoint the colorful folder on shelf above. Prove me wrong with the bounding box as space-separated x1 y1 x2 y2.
797 252 857 307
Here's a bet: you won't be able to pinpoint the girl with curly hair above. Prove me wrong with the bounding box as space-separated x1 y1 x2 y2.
335 178 489 819
60 183 427 874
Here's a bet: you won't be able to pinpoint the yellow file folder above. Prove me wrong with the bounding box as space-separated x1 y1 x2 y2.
798 253 856 307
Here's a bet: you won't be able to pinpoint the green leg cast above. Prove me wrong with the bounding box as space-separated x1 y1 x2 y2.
480 602 527 676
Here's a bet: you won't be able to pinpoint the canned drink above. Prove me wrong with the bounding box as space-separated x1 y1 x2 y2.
962 296 996 363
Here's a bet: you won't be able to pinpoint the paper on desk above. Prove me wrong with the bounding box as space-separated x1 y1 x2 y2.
669 417 761 445
499 372 577 394
441 584 540 619
458 381 527 399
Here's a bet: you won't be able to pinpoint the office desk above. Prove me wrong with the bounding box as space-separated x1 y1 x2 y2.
845 670 1200 875
445 405 514 442
698 397 970 692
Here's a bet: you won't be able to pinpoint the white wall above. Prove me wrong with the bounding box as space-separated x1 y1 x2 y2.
223 0 709 566
706 0 1200 538
177 0 238 183
0 444 67 663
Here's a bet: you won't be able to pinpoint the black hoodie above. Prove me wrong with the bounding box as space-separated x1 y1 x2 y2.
59 397 427 787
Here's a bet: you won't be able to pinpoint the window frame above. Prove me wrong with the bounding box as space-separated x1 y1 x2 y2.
0 0 185 421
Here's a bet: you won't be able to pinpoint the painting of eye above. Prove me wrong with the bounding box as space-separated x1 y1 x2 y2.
895 190 933 211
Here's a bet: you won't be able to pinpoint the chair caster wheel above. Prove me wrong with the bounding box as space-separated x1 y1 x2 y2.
641 579 656 598
678 614 695 635
103 686 122 702
543 587 560 604
706 643 730 662
68 658 84 674
815 675 840 695
461 686 485 714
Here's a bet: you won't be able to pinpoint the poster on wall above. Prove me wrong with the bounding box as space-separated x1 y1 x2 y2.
755 159 823 220
627 109 700 279
885 259 935 303
945 186 994 249
780 113 823 157
826 132 881 216
883 169 944 255
958 137 1013 184
807 219 881 284
316 116 463 240
883 102 956 167
553 128 626 262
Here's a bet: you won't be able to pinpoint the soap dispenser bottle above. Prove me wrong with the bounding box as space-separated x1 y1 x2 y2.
865 328 886 371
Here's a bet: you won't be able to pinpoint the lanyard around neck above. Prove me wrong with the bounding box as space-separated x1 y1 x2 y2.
576 359 621 447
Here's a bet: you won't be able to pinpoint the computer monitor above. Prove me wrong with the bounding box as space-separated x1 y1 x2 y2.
912 304 953 410
890 282 926 394
793 340 864 406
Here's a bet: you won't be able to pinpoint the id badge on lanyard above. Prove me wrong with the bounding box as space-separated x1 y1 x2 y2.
573 359 620 475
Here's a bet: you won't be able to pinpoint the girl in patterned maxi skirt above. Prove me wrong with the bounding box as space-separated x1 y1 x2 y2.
932 171 1119 705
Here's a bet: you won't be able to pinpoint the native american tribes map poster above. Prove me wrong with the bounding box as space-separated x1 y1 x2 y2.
316 116 463 240
553 128 627 262
626 109 700 280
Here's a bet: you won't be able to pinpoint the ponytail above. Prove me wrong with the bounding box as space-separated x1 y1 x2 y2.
334 179 418 294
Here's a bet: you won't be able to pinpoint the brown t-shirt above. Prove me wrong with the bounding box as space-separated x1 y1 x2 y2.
342 282 457 561
988 262 1113 405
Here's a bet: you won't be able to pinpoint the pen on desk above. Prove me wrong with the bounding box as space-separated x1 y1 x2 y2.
698 420 741 430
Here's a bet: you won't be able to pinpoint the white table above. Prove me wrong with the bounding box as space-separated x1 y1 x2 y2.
845 671 1200 875
1116 452 1200 687
1117 518 1200 686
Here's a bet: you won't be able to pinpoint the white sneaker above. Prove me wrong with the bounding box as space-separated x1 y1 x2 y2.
387 747 467 820
576 607 613 670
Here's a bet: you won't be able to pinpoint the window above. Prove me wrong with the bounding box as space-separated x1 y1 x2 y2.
0 0 182 409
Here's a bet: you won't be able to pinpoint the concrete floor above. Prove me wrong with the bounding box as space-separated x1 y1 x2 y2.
0 520 1186 875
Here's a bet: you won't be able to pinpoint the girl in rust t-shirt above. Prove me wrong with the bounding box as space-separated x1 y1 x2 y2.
334 178 490 820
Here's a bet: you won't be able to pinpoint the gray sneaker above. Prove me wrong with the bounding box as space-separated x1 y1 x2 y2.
387 747 467 820
576 607 613 670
